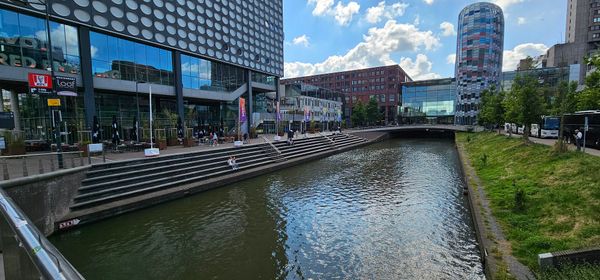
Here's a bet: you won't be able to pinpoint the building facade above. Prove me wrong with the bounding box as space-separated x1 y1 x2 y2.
0 0 283 144
454 2 504 125
400 78 456 125
281 65 412 124
501 66 574 92
547 0 599 86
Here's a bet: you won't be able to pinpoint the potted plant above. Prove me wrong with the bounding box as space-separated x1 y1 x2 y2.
79 140 91 157
2 132 25 155
162 109 180 146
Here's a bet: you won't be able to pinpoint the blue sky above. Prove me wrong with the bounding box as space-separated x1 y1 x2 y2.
283 0 567 80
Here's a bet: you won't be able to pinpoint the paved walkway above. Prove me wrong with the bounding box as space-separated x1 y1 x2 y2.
0 132 333 181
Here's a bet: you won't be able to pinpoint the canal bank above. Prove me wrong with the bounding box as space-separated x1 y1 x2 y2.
456 132 600 279
50 135 484 279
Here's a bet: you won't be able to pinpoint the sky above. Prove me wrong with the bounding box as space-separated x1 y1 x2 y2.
282 0 567 80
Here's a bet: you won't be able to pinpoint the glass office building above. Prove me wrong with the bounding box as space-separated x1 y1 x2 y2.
454 2 504 125
501 66 572 91
0 0 283 144
401 78 456 124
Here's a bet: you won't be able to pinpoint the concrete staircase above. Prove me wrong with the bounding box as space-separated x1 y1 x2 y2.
68 133 368 214
71 144 275 211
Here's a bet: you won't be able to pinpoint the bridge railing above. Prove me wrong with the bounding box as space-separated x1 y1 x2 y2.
0 188 84 280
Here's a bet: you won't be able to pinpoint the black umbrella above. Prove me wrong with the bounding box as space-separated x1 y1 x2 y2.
111 115 120 146
132 116 138 142
92 116 100 143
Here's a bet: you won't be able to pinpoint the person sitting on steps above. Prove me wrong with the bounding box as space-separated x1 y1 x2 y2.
227 156 239 170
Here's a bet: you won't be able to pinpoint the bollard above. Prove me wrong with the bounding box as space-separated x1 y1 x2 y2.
88 151 91 165
79 153 84 166
2 159 9 180
50 158 55 172
21 157 28 177
102 144 106 163
38 158 44 174
71 157 75 169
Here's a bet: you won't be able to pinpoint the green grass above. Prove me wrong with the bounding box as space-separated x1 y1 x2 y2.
456 132 600 276
539 262 600 280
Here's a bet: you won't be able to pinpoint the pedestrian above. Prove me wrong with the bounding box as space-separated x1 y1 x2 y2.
212 131 219 146
575 129 583 151
287 129 294 146
227 156 239 170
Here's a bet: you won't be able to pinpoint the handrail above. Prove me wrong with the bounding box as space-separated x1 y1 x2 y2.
0 188 85 280
0 151 83 159
260 136 283 156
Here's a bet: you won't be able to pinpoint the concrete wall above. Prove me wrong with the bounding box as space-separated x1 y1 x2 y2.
0 166 88 235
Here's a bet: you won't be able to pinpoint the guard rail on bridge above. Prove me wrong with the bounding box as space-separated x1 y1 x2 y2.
0 188 84 279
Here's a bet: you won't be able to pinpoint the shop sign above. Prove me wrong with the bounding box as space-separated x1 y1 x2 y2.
47 98 61 107
28 73 53 94
56 76 77 96
239 97 247 122
0 112 15 130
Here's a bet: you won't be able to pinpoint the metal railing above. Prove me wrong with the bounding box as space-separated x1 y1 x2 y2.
0 188 84 279
0 151 85 181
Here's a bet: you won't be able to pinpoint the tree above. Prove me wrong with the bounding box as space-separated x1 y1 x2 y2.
503 74 545 141
479 86 505 133
552 81 578 152
366 97 381 125
576 53 600 110
350 101 366 127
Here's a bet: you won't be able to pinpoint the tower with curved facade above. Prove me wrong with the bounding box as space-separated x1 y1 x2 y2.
454 2 504 125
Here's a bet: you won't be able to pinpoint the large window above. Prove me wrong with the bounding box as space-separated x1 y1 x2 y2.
0 8 80 73
90 32 173 85
181 54 246 92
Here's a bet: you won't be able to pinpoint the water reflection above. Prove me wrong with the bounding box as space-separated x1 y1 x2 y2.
51 138 484 279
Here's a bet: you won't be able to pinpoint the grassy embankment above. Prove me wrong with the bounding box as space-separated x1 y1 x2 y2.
456 132 600 278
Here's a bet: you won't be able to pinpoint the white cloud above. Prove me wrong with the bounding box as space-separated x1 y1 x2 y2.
439 21 456 36
284 20 440 78
292 35 310 47
517 17 526 25
365 1 409 24
491 0 524 10
446 53 456 65
502 43 548 71
308 0 360 26
423 0 434 5
400 54 441 80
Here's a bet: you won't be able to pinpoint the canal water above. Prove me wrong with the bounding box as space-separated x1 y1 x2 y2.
51 138 484 279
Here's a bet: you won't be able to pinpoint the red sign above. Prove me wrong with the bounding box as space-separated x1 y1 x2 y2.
28 73 52 88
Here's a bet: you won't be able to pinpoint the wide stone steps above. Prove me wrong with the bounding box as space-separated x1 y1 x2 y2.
81 147 266 188
69 134 369 212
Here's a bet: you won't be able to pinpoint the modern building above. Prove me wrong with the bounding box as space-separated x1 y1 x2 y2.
454 2 504 125
249 82 343 134
400 78 456 125
0 0 283 144
546 0 599 86
281 65 412 124
501 66 575 92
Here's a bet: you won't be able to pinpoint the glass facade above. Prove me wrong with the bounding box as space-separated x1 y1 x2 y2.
90 31 173 85
251 72 276 86
181 54 246 92
0 8 80 73
501 67 571 91
401 78 456 124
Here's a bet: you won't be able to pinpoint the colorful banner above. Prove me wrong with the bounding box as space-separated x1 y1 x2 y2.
276 101 281 121
304 107 310 122
239 97 247 122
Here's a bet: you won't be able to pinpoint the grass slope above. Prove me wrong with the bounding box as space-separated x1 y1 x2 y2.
456 132 600 275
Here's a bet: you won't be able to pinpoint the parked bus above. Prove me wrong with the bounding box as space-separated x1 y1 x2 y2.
562 111 600 149
530 116 560 138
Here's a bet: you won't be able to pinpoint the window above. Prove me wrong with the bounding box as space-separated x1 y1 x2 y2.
90 31 172 85
181 54 245 92
0 8 80 73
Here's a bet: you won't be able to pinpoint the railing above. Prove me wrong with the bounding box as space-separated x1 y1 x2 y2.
0 188 84 279
0 151 85 181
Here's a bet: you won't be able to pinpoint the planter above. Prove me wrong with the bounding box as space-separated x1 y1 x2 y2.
183 138 195 147
79 145 89 157
167 138 179 146
7 145 26 155
158 140 167 150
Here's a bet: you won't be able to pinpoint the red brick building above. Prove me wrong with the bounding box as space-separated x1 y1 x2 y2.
281 65 412 124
